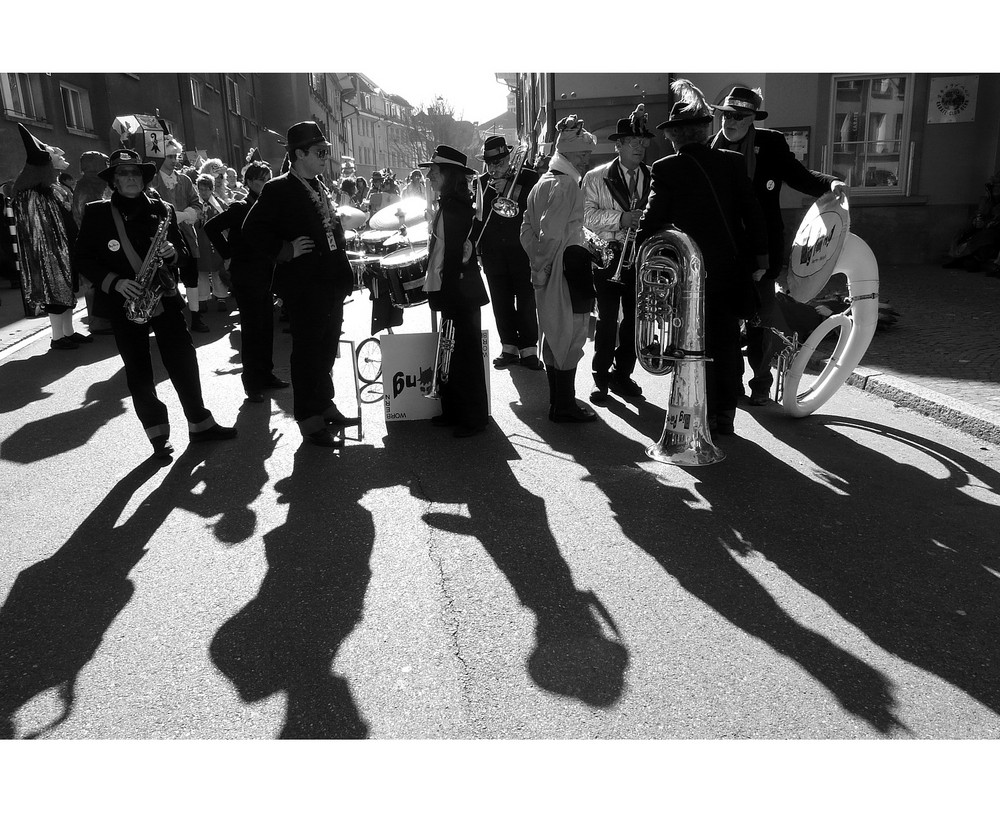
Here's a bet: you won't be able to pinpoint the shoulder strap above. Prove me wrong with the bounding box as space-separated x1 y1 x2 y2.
110 204 145 274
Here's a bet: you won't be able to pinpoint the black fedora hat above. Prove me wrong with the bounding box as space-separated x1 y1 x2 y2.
418 144 476 175
285 121 332 153
98 148 157 185
475 135 511 162
656 101 715 130
714 86 768 121
608 104 655 141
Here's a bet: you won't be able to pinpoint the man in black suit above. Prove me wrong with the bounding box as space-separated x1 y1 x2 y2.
711 86 846 405
242 122 360 449
74 149 237 460
204 160 289 404
636 80 768 436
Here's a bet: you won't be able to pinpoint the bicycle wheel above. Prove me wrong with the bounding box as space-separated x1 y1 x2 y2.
356 337 382 384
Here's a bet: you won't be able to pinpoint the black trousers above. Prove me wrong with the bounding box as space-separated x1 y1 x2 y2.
285 282 344 434
111 294 212 441
233 283 275 394
705 296 743 417
592 266 637 381
480 247 537 353
438 304 488 430
746 277 782 396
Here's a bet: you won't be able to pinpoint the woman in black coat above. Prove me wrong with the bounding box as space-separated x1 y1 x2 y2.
419 145 490 438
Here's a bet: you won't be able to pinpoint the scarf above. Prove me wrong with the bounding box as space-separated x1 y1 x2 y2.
713 125 757 181
548 152 582 185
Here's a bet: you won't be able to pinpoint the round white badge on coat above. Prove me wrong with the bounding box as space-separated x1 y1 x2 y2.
108 239 121 252
766 180 775 191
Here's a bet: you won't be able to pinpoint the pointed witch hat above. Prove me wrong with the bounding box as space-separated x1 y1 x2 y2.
18 123 53 166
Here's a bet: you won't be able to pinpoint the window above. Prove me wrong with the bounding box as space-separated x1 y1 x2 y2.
190 77 206 111
60 82 94 133
241 117 253 139
1 72 44 120
226 78 241 115
831 74 913 193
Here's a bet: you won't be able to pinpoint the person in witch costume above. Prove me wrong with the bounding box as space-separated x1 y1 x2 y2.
470 135 543 372
582 104 654 404
710 86 846 406
520 115 599 423
636 80 768 437
11 123 90 349
419 144 491 438
73 149 238 460
242 121 360 448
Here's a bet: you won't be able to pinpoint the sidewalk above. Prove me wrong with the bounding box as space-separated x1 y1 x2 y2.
2 262 999 444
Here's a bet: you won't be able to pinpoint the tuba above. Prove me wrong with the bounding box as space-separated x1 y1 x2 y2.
126 216 171 324
636 228 724 466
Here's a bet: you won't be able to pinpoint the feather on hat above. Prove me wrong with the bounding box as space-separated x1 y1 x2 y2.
656 79 715 129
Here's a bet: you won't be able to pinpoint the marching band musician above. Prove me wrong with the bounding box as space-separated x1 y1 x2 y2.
710 86 847 406
204 160 289 404
582 105 654 403
74 149 238 460
419 144 490 438
242 121 360 449
636 80 768 437
520 116 599 423
470 135 543 372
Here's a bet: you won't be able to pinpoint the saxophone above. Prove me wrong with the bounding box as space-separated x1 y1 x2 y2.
126 217 171 324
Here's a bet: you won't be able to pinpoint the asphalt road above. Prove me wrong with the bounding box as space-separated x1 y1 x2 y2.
1 293 999 754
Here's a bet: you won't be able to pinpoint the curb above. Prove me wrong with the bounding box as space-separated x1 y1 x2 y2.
848 365 1000 447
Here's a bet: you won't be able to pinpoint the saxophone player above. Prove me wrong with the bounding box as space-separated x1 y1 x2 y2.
74 149 238 460
582 105 654 404
470 136 543 371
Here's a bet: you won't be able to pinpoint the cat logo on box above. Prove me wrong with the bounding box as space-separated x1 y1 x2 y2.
391 365 434 398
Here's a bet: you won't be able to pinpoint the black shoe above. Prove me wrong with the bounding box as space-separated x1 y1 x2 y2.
519 355 545 371
150 437 174 460
190 313 210 333
68 332 94 344
189 424 238 442
245 392 265 403
551 402 597 423
90 327 114 335
747 392 769 407
431 414 459 427
304 428 344 448
589 384 608 404
453 424 486 438
324 406 361 427
49 337 79 350
609 375 643 397
493 352 519 369
262 375 290 389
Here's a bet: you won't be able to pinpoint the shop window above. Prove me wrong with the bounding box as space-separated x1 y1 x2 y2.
831 74 913 193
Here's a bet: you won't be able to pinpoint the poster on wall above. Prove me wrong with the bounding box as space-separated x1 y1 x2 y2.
927 76 978 124
381 330 491 422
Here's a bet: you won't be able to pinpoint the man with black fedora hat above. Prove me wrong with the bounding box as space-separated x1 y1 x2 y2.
470 135 542 371
637 80 768 437
74 148 238 460
243 121 360 449
711 85 847 406
583 104 654 403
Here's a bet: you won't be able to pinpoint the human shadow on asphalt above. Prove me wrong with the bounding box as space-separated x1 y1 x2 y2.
510 380 904 735
1 369 128 463
386 418 630 709
734 408 1000 724
0 335 120 415
210 444 375 738
0 453 195 738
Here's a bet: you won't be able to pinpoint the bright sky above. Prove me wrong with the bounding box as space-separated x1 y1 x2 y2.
365 70 511 126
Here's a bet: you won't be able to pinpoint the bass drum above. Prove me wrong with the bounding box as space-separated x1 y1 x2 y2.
379 245 429 308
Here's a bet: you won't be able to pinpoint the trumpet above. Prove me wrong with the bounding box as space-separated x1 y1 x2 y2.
608 192 639 285
490 140 529 218
426 318 456 400
126 217 171 324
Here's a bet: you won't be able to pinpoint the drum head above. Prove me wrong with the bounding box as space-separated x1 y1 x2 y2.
361 229 396 245
380 245 430 269
787 194 850 303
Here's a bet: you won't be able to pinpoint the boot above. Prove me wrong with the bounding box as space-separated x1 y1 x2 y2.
190 311 209 333
546 365 558 421
552 367 596 423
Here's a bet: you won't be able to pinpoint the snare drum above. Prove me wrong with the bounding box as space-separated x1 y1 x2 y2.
379 245 430 308
360 229 397 256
